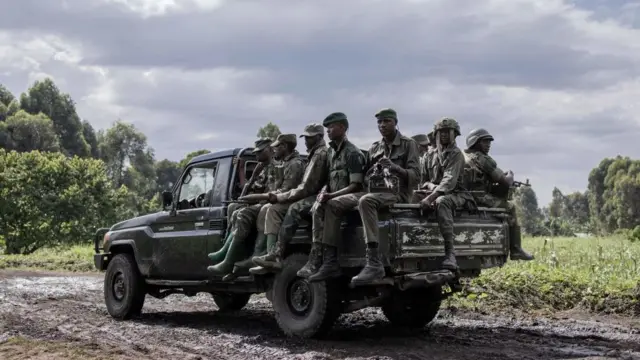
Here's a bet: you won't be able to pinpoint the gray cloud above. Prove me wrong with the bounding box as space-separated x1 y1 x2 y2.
2 0 640 206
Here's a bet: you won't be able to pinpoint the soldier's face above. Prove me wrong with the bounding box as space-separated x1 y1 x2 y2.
418 144 429 154
304 135 318 150
377 118 395 137
274 143 286 158
478 138 492 154
438 130 450 145
327 123 345 140
257 147 272 162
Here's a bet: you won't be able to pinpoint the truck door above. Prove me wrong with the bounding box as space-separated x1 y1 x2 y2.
151 159 219 280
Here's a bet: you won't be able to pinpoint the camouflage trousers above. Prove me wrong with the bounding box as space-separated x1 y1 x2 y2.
313 192 366 246
413 191 473 236
234 203 269 241
264 203 291 236
358 192 401 244
226 202 247 234
473 193 519 226
268 196 315 257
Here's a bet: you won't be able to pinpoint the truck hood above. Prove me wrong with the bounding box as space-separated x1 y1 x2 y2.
110 212 161 231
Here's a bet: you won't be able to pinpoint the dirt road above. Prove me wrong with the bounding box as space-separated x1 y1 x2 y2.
0 270 639 360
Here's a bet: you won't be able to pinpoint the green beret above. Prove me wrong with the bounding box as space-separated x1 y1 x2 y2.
300 123 324 137
411 134 429 146
322 112 348 127
252 138 273 153
271 133 297 147
375 108 398 121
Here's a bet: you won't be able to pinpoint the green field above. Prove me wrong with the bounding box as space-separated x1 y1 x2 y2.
1 236 638 315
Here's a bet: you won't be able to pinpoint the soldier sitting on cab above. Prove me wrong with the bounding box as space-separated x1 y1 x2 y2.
463 128 534 261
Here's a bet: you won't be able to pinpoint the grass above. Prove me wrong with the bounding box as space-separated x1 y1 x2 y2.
0 337 153 360
0 236 638 315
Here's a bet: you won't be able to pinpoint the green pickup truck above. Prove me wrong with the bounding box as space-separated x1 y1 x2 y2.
94 146 512 338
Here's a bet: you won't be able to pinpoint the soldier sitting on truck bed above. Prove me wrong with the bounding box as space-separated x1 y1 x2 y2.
417 118 473 272
350 108 420 286
207 138 278 278
463 128 534 261
297 112 367 283
412 131 436 186
228 133 306 278
244 123 329 275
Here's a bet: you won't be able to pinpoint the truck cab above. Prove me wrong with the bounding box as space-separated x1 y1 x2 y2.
94 146 512 338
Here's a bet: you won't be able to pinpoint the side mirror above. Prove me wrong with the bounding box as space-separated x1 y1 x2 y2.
162 191 173 208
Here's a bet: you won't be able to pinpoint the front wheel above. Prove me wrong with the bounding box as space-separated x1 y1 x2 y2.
104 253 146 319
271 253 341 338
382 286 442 328
212 293 252 312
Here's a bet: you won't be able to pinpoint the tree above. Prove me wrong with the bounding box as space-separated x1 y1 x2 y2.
82 120 100 158
178 149 210 169
513 186 544 235
19 78 90 157
0 110 60 152
155 159 182 193
256 122 281 140
0 84 14 106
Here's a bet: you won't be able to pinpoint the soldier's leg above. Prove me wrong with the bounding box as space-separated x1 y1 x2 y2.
309 193 364 282
505 201 534 261
229 204 271 277
351 193 400 285
297 200 326 278
434 194 466 271
251 200 304 273
208 204 260 275
208 204 244 262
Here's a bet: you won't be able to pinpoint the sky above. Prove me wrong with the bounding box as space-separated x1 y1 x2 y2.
2 0 640 206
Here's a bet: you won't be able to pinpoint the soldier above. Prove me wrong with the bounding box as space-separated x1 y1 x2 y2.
418 118 473 271
297 112 366 283
412 134 430 157
412 132 435 186
351 108 420 286
207 138 277 278
229 133 306 277
246 123 329 274
464 128 534 261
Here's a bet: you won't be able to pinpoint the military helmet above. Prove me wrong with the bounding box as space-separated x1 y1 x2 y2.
465 128 494 149
433 117 461 136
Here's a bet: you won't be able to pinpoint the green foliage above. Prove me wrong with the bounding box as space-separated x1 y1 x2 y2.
256 122 281 140
0 110 61 152
0 245 95 272
451 236 640 315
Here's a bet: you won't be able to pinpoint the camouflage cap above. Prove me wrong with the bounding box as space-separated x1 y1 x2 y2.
411 134 430 146
427 131 435 143
322 112 349 128
299 123 324 138
433 117 461 136
252 138 273 153
375 108 398 121
271 133 297 147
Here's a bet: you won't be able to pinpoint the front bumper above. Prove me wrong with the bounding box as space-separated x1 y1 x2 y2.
94 253 111 271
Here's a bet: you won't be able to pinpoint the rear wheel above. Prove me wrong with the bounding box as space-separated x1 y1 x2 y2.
212 293 252 312
272 253 341 338
382 286 442 328
104 253 146 319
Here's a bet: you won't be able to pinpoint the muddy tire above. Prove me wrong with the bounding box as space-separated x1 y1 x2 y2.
104 253 146 320
382 287 442 328
212 293 251 312
272 253 340 339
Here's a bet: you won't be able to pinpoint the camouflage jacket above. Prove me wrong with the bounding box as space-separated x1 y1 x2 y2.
364 131 420 202
327 138 365 193
273 150 305 194
251 160 279 194
463 149 504 192
277 140 329 203
428 145 467 194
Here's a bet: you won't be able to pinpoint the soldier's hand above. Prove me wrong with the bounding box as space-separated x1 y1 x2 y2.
378 157 392 167
267 193 278 204
318 192 331 203
505 170 514 184
422 192 438 208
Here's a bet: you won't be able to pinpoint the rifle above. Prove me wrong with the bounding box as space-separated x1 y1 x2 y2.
239 162 265 198
311 185 327 214
367 158 399 194
490 178 531 200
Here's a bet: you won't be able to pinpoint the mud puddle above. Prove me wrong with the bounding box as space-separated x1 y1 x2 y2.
0 270 638 360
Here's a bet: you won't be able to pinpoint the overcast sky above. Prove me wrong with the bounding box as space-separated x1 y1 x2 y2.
2 0 639 206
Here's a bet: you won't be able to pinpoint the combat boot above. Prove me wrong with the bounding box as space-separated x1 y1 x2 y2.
207 232 233 264
350 245 385 286
224 233 267 281
308 245 341 282
250 234 281 275
509 225 534 261
207 236 246 276
441 233 458 271
297 242 323 278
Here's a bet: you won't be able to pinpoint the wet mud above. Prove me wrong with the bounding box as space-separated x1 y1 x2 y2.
1 269 639 360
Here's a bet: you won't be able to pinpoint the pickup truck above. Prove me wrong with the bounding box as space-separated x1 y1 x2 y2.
93 147 512 338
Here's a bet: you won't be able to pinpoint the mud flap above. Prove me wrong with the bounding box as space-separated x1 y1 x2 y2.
396 270 457 292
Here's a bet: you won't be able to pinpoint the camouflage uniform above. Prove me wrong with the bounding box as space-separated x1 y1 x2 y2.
207 138 277 277
464 128 534 261
420 118 473 271
351 108 420 285
298 112 366 282
250 124 329 274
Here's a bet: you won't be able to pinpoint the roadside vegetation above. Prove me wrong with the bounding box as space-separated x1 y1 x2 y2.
2 235 638 316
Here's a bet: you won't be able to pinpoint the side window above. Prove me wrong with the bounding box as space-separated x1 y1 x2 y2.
177 162 218 208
